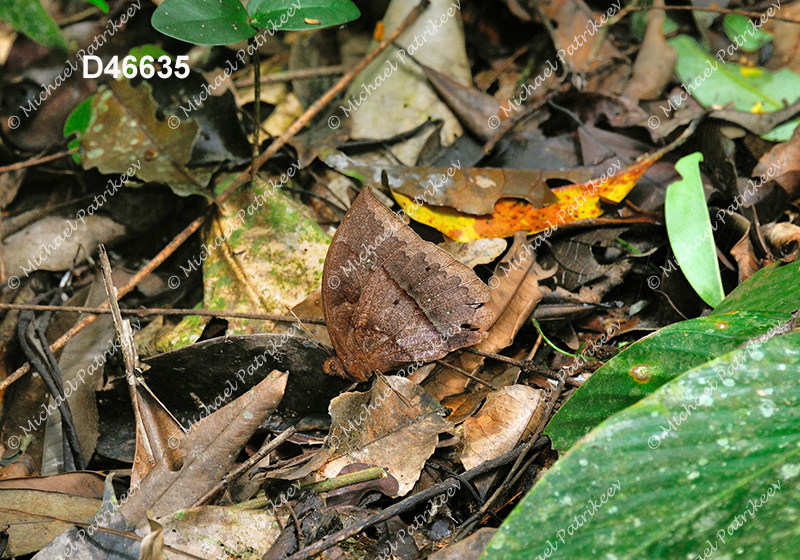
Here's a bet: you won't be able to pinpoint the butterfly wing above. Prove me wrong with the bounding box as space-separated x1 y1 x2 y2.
322 186 493 380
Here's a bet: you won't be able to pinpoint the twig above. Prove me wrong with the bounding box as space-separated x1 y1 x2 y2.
236 65 346 86
0 302 326 324
0 148 78 173
283 438 548 560
434 359 498 390
194 426 297 507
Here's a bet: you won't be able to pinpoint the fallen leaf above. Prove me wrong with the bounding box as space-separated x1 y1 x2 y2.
80 80 212 197
120 370 287 526
323 375 451 496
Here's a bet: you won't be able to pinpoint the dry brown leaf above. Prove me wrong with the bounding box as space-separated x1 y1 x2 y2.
622 0 675 100
763 222 800 263
322 375 451 496
0 471 104 497
423 233 549 401
0 489 100 557
120 370 288 526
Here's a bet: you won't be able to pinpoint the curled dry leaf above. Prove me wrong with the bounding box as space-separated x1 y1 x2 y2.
460 385 545 473
763 222 800 262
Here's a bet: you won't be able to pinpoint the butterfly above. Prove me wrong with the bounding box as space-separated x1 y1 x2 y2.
321 186 493 382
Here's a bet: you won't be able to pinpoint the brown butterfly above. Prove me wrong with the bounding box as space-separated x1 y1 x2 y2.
321 186 494 382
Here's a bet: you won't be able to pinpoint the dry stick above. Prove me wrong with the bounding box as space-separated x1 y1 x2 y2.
0 0 432 396
0 507 206 560
434 359 498 390
284 437 548 560
0 148 79 173
0 302 326 324
237 65 346 86
627 4 800 24
193 425 297 507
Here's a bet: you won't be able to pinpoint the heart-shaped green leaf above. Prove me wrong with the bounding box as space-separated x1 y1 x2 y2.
151 0 256 45
248 0 360 31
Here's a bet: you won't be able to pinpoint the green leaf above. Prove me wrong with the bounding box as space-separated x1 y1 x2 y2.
83 0 108 13
712 261 800 315
248 0 360 31
63 96 94 164
483 331 800 560
722 14 773 52
665 152 724 307
151 0 256 46
667 34 800 141
0 0 67 50
546 261 800 451
546 311 787 450
127 44 172 63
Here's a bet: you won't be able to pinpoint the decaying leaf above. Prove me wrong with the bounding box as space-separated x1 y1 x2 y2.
159 506 282 559
323 375 451 496
120 370 288 526
80 80 211 197
392 131 690 241
158 184 330 348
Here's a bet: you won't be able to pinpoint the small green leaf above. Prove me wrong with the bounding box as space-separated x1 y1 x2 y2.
248 0 360 31
484 331 800 560
83 0 109 13
667 34 800 141
127 44 172 63
722 14 772 52
665 152 724 307
0 0 67 50
64 96 94 164
151 0 256 46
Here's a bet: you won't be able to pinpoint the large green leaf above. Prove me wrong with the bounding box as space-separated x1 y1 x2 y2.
151 0 256 45
0 0 66 50
668 34 800 141
665 152 724 307
713 261 800 315
483 330 800 560
546 262 800 451
248 0 360 31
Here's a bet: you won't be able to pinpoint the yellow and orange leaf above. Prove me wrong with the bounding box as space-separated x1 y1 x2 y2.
393 129 694 242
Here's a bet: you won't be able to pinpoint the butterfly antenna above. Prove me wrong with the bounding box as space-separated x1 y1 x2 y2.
285 307 332 357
